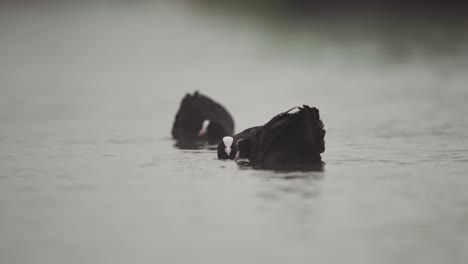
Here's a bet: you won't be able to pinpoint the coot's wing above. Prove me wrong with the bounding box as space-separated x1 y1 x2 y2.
234 109 297 162
232 126 260 142
253 108 300 161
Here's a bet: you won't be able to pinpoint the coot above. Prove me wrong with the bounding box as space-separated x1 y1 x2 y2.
172 91 234 145
218 105 325 170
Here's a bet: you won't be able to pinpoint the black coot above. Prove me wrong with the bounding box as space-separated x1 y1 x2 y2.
172 91 234 146
218 105 325 170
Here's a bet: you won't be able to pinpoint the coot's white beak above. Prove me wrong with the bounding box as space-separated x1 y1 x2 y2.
225 147 231 156
198 128 207 137
198 120 210 137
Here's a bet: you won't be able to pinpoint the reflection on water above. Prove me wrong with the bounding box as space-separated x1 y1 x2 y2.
1 2 468 264
237 159 325 172
173 139 220 150
173 139 208 150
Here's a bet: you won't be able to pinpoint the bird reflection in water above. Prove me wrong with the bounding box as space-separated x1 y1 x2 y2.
237 158 325 173
174 139 219 150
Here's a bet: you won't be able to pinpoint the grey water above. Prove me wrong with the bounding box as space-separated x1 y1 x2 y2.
1 3 468 264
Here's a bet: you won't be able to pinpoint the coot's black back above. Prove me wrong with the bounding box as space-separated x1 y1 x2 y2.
241 105 325 170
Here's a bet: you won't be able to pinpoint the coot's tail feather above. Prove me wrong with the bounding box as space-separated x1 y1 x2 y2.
301 105 325 154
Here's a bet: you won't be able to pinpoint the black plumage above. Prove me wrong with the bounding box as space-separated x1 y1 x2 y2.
218 105 325 170
172 91 234 145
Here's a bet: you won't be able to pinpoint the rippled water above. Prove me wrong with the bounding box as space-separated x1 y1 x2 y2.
1 3 468 264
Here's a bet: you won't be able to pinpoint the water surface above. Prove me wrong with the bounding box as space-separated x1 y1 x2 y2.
1 3 468 264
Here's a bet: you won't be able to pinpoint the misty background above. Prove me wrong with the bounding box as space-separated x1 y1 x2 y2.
1 1 467 264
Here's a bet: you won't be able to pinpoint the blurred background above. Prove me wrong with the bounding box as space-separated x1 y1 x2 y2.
1 1 468 264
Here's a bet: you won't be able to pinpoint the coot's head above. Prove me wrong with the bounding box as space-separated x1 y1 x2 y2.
217 136 238 160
